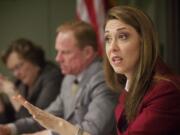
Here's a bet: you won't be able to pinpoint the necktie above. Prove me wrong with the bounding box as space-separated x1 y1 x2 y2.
71 79 79 95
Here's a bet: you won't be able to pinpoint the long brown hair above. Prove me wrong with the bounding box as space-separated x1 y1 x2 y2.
104 6 159 122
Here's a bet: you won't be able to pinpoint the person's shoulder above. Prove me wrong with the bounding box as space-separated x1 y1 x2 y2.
145 77 180 101
87 57 103 72
80 58 104 83
43 61 60 73
39 61 63 79
88 69 105 85
153 75 180 91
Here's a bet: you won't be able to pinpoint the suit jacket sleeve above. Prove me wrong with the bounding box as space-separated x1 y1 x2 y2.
15 64 63 134
79 72 118 135
33 70 63 109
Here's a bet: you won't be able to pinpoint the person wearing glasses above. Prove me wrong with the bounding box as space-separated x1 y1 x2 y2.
0 38 63 132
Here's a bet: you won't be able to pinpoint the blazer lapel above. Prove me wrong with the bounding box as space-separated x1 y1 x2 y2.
65 82 86 120
65 58 101 120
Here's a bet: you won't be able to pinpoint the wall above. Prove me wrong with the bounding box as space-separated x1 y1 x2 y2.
0 0 76 74
1 0 178 74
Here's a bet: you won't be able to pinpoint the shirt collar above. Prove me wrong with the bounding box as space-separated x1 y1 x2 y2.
125 79 129 92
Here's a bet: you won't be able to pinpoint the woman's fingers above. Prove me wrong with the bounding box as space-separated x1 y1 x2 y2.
13 95 27 106
13 95 37 115
13 95 46 119
13 94 73 134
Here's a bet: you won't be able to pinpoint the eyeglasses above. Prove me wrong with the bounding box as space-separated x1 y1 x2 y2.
10 61 25 75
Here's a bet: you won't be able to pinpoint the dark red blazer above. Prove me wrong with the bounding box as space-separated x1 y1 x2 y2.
115 78 180 135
